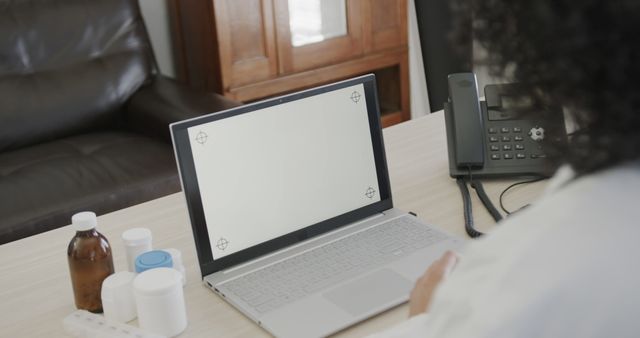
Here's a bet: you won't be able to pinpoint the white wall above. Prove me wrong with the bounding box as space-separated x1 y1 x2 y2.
407 0 430 117
138 0 176 78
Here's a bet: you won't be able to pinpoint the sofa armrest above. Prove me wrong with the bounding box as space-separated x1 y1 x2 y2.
125 76 241 141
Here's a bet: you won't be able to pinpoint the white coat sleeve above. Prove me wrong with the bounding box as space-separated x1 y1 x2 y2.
365 314 429 338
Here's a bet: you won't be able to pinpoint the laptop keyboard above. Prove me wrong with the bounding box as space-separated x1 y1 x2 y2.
220 216 448 314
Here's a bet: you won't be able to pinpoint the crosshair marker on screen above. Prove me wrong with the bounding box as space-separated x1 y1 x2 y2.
350 91 361 103
195 131 208 145
216 237 229 251
365 187 376 199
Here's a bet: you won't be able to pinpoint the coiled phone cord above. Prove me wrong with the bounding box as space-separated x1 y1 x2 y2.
456 168 504 238
470 180 504 222
457 168 546 238
456 177 484 238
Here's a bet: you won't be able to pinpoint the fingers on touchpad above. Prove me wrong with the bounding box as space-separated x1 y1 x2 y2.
322 269 412 316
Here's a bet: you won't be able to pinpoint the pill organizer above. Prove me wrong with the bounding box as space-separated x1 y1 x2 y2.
63 310 166 338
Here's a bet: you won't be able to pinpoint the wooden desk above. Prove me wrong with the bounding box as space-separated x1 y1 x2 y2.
0 111 546 337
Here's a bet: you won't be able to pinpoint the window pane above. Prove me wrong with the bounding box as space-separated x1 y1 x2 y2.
288 0 347 47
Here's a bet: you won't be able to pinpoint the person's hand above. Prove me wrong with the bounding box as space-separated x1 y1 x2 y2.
408 251 458 317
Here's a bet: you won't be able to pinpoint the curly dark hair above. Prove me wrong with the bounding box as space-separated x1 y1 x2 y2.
452 0 640 175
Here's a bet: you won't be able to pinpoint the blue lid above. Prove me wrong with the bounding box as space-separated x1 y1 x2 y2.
135 250 173 273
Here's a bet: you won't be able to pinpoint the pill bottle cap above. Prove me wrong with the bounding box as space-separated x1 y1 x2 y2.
71 212 97 232
135 250 173 273
102 271 136 294
133 267 182 296
101 271 137 323
122 228 152 246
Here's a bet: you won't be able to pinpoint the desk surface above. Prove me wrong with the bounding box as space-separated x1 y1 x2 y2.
0 111 546 337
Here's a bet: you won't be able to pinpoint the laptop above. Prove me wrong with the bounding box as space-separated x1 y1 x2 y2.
170 74 462 338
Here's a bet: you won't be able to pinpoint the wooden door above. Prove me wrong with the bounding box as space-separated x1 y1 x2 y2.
213 0 278 91
363 0 408 52
274 0 364 74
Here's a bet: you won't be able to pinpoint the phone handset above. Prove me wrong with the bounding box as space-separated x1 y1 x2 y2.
448 73 496 239
447 73 485 168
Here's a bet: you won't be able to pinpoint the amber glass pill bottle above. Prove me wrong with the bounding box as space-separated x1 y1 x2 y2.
67 212 115 313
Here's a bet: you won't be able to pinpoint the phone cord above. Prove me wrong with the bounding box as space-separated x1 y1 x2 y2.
470 180 503 222
456 175 504 238
456 177 484 238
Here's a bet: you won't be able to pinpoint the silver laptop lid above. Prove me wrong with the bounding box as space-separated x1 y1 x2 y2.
170 75 393 277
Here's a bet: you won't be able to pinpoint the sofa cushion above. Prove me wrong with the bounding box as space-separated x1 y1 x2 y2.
0 131 180 244
0 0 155 152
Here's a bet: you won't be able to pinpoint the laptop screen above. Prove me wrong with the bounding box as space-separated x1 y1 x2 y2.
171 75 392 276
187 83 381 259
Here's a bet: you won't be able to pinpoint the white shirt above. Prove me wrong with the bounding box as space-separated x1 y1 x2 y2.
369 163 640 338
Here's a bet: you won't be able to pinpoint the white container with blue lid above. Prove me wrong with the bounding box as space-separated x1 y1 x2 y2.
135 250 173 273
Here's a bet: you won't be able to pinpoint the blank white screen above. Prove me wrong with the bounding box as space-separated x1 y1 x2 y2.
188 84 380 259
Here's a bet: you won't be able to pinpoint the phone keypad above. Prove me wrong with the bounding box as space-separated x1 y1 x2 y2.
487 125 543 161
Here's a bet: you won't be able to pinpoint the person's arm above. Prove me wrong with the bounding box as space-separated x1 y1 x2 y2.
366 251 458 338
409 251 458 316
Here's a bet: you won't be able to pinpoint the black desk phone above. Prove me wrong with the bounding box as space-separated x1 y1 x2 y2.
444 73 565 178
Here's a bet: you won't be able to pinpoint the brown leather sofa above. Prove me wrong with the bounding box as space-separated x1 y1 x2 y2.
0 0 240 244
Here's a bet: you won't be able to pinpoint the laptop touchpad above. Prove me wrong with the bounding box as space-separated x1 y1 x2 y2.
323 268 413 316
